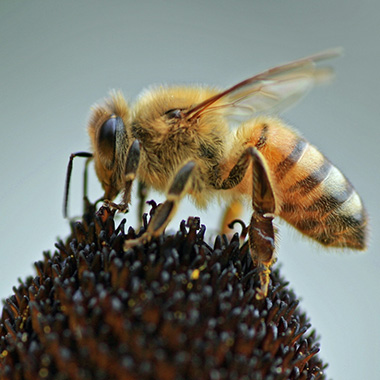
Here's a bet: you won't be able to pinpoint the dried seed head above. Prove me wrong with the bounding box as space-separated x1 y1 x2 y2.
0 204 327 379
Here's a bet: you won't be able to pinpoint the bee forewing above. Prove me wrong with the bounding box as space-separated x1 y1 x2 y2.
227 72 316 118
187 48 341 123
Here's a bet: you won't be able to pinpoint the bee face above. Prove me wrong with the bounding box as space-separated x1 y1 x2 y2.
92 116 123 200
96 116 120 170
88 91 131 201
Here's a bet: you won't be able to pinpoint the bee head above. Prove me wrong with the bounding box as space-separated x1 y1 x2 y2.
88 91 131 201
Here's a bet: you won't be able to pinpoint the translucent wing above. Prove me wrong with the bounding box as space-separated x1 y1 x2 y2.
185 48 342 123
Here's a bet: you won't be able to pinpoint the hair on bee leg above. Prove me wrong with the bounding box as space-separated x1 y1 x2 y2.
123 161 196 250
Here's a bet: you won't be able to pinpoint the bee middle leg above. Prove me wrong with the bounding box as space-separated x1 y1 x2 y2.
221 199 244 235
213 146 255 235
124 161 196 250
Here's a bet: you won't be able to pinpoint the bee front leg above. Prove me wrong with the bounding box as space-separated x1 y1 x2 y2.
124 161 196 250
105 140 141 212
249 148 276 300
137 181 148 226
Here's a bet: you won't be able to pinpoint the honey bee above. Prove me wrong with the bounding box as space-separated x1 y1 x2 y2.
65 49 368 299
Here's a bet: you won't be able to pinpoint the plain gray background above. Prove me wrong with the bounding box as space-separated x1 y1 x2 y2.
1 1 379 379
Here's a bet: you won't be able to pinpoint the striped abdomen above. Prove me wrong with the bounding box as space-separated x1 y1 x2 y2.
241 118 368 249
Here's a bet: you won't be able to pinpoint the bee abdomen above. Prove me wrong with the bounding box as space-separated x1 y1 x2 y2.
278 142 367 250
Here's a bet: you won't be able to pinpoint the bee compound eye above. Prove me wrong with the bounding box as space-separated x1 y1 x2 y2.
98 116 117 166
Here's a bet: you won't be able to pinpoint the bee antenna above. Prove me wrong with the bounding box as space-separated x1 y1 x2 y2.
63 151 93 218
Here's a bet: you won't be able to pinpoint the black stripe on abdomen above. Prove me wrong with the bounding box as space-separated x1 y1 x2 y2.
296 166 367 249
306 166 354 213
275 138 308 180
288 158 331 196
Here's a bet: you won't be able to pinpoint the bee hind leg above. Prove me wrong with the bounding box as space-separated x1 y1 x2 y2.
211 146 276 298
123 161 196 250
249 148 276 300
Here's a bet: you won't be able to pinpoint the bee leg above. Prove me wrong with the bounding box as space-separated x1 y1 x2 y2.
124 161 196 250
249 148 276 300
211 146 276 298
216 147 254 190
105 140 141 213
211 147 253 235
221 199 243 235
137 181 148 226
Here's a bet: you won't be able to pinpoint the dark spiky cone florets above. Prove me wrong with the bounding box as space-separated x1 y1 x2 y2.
0 203 327 380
